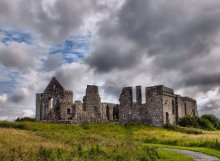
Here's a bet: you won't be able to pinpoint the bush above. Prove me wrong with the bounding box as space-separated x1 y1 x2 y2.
178 116 199 128
201 114 220 129
178 116 216 130
197 117 215 130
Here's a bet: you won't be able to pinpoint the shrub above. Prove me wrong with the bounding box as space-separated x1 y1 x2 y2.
178 116 199 128
197 117 215 130
201 114 220 129
178 116 216 130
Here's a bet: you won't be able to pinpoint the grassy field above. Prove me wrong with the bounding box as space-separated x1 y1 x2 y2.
0 121 219 161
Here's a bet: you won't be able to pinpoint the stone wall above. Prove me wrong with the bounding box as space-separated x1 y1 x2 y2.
36 77 74 122
136 86 142 104
162 94 176 124
183 97 198 116
144 86 164 126
119 87 134 123
102 103 119 121
82 85 103 122
36 77 198 126
59 90 73 120
118 85 198 126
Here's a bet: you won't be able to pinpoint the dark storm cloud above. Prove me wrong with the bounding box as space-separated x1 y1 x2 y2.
201 101 219 112
85 42 138 72
199 91 220 115
84 0 220 116
183 73 220 87
102 80 122 99
86 0 220 87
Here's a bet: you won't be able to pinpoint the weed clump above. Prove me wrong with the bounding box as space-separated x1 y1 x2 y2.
138 146 160 161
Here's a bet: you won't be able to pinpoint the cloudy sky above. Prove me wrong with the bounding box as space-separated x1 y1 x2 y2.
0 0 220 120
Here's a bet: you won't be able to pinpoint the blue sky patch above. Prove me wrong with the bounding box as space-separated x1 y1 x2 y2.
0 71 20 94
0 28 32 45
0 81 17 94
49 35 91 63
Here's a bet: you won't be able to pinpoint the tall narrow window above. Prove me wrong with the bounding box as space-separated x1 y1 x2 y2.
192 109 195 116
67 109 71 115
184 103 187 115
113 106 119 121
172 100 175 114
95 106 98 112
49 97 53 109
166 112 169 124
106 105 110 121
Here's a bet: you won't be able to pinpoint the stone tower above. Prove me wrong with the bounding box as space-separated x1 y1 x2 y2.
82 85 103 122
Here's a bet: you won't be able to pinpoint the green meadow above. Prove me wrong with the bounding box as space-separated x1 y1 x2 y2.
0 121 219 161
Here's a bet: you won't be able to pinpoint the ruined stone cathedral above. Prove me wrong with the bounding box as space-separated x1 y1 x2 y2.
36 77 198 126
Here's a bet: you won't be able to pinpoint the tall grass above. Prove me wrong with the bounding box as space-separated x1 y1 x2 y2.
0 121 219 160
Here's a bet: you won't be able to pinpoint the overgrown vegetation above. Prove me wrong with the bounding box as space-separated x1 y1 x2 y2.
15 117 36 122
201 114 220 129
178 114 220 130
0 121 219 160
164 124 203 134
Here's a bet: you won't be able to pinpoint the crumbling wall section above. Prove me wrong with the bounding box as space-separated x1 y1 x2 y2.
119 86 143 124
73 101 89 123
162 94 177 124
119 87 133 124
59 90 73 120
102 103 119 121
82 85 102 122
36 77 74 122
183 97 198 117
136 86 142 104
176 95 185 122
36 93 42 121
144 86 163 126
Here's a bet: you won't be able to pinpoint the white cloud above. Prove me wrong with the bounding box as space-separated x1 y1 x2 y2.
0 42 38 70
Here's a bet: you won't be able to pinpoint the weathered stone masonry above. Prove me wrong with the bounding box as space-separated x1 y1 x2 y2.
36 77 73 121
36 77 119 123
36 77 198 126
119 85 198 126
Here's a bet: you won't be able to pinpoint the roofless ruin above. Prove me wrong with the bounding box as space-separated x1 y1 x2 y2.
36 77 198 126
